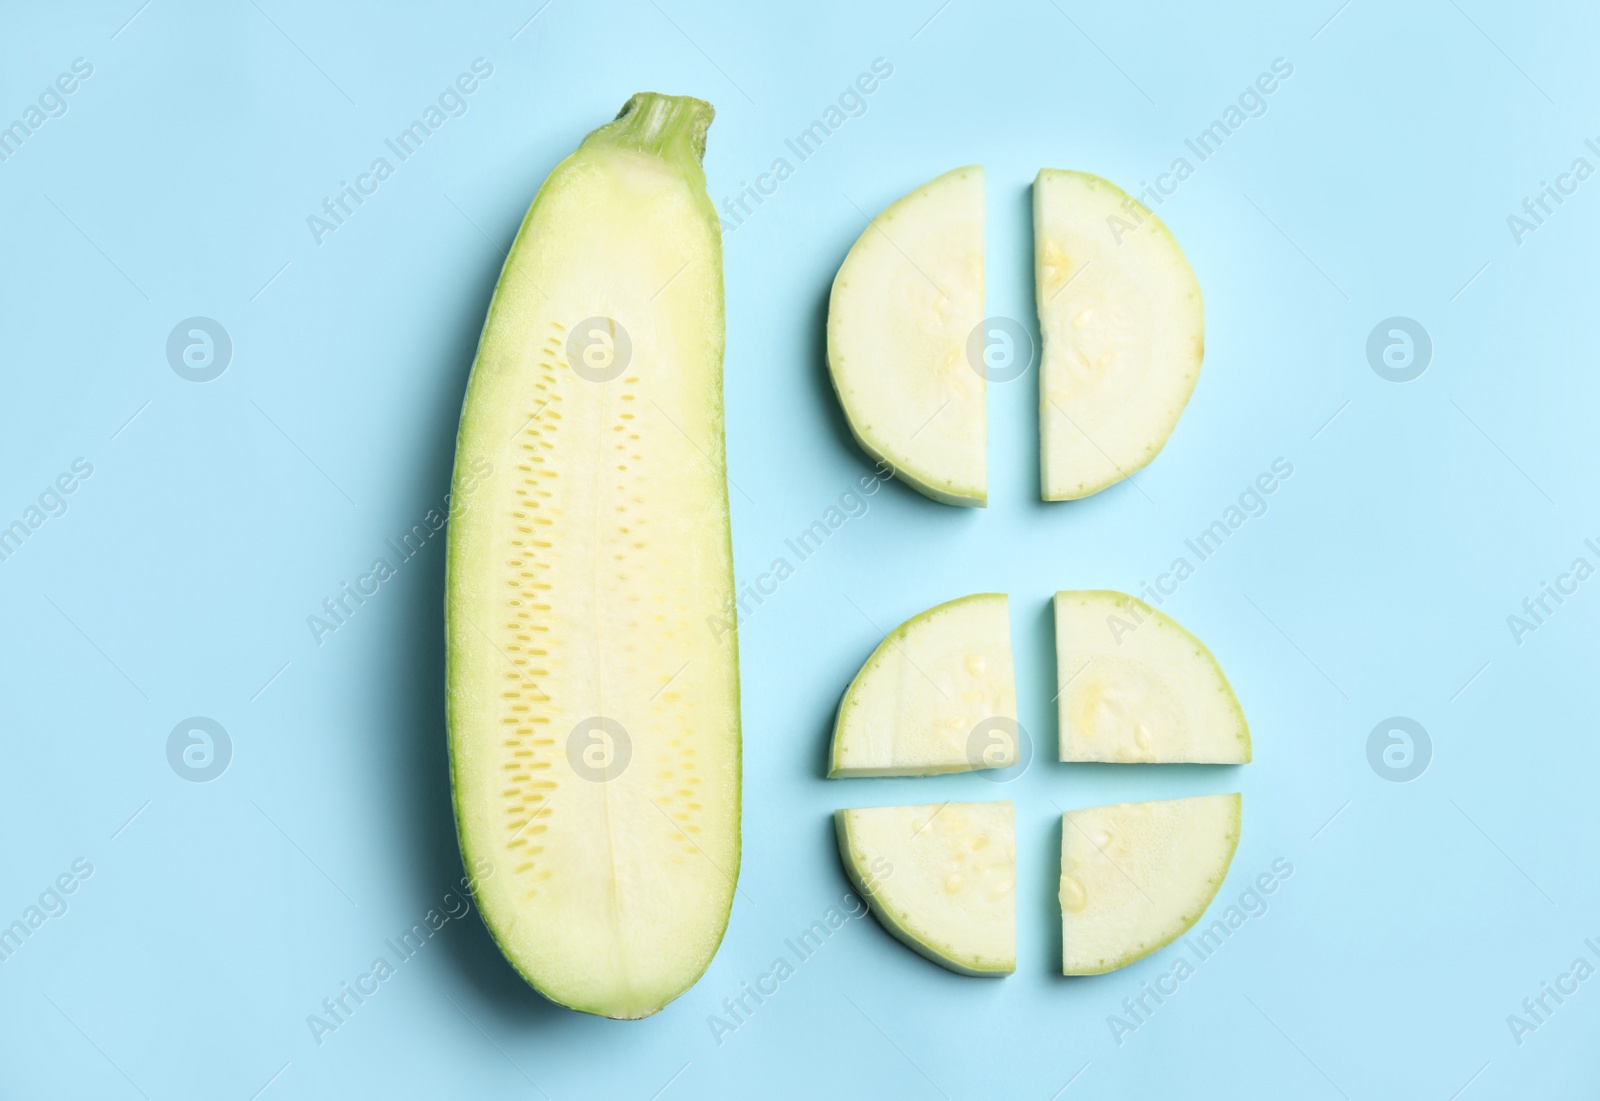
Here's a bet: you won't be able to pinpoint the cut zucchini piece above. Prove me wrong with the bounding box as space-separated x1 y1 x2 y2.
837 801 1015 975
446 93 739 1020
829 593 1016 777
1060 794 1240 975
827 167 986 506
1055 590 1249 764
1034 169 1203 500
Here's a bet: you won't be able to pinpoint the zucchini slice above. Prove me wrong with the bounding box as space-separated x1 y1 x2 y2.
838 801 1016 975
830 593 1017 777
827 167 986 505
1060 794 1240 975
1035 170 1203 500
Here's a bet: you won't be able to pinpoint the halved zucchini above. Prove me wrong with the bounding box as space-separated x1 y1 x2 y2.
446 94 739 1019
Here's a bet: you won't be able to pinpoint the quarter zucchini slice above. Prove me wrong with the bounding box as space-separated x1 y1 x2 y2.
1060 794 1240 975
829 593 1017 777
837 801 1016 975
1055 590 1249 764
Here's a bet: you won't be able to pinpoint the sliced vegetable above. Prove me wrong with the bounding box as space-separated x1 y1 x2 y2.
1055 590 1249 764
828 166 986 505
1034 169 1203 500
1060 794 1240 975
446 93 740 1019
838 801 1015 975
830 593 1017 777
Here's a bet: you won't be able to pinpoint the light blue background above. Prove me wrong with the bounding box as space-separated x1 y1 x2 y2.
2 1 1596 1097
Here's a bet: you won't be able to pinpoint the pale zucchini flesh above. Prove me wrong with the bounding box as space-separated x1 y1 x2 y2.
1035 169 1204 500
1060 794 1240 975
829 593 1017 777
446 94 739 1019
1056 590 1250 764
837 801 1015 975
827 167 986 506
